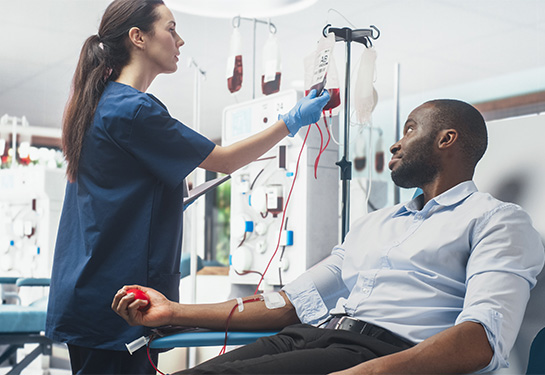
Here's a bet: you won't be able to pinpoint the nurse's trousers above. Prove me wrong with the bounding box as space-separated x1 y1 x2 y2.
68 344 159 374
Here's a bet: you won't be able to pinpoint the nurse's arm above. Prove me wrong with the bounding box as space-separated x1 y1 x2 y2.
198 119 290 175
112 285 299 330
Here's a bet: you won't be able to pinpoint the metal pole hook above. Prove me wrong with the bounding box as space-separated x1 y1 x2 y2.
322 23 331 38
369 25 380 40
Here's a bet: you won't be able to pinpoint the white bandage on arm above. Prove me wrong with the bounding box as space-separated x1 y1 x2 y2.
262 292 286 309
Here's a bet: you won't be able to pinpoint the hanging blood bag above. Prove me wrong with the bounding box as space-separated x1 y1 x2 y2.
354 131 367 172
375 134 385 173
262 33 281 95
304 32 341 113
227 27 243 93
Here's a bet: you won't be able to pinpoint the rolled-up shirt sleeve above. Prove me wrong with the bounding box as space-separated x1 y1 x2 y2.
283 246 350 325
456 203 545 373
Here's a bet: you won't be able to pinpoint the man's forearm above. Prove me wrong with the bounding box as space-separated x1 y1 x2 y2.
170 291 300 331
332 321 493 375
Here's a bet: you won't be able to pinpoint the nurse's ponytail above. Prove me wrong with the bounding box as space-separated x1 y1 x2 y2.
62 0 164 182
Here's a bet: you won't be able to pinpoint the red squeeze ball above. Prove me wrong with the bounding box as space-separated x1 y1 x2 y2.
126 288 150 311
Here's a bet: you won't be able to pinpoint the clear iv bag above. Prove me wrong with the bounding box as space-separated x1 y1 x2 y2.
354 47 377 124
227 28 243 93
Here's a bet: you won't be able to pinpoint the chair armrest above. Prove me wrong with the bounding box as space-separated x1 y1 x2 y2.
15 278 51 287
0 277 20 285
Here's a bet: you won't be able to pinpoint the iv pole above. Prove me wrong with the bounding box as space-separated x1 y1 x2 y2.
187 57 206 369
324 25 380 241
393 63 401 205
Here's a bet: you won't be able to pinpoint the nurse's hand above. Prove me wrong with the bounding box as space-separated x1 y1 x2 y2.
111 285 173 327
279 89 330 137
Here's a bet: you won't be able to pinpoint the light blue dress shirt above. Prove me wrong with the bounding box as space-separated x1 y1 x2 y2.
283 181 544 372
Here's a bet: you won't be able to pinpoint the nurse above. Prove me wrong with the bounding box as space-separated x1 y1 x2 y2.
45 0 330 374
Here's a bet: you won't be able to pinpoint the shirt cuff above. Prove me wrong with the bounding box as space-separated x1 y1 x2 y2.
283 275 330 326
456 306 508 372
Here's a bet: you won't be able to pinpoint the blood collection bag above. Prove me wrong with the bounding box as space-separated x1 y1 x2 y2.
354 47 378 124
304 32 341 114
262 33 281 95
375 134 385 173
354 132 367 171
227 27 243 93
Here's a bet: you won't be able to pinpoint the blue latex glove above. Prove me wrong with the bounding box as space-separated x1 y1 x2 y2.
279 89 331 137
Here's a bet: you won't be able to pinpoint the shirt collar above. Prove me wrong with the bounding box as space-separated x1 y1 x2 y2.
393 180 478 217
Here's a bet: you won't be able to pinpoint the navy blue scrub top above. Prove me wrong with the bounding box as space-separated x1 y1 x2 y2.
46 82 215 350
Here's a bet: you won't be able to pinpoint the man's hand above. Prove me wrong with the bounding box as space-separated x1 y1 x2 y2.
111 285 173 327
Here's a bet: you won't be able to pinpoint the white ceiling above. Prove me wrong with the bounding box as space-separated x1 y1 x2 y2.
1 0 544 141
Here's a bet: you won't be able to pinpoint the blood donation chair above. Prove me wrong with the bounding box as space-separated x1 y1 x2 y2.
0 276 52 375
527 327 545 375
150 330 278 349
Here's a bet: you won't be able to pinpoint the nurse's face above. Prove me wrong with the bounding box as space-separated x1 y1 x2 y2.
144 5 185 74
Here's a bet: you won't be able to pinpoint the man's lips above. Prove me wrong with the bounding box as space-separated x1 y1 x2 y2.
389 156 401 170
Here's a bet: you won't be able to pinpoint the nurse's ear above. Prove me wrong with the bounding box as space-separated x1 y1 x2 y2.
127 26 146 50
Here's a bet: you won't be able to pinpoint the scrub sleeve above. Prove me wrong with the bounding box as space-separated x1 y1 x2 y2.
45 82 216 354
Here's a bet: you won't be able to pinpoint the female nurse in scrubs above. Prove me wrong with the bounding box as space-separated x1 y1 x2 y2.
45 0 330 373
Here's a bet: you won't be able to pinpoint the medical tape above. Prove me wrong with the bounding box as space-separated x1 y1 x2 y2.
262 292 286 309
236 297 244 312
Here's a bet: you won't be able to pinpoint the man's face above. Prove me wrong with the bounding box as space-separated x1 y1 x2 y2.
388 103 441 189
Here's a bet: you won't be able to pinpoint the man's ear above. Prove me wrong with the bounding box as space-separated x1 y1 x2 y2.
437 129 458 149
127 27 145 50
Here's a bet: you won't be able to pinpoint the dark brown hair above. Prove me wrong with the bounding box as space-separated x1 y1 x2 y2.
62 0 164 182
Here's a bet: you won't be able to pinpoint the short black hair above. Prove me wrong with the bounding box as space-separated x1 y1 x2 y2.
425 99 488 167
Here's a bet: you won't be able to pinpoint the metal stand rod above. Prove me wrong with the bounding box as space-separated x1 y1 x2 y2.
187 58 206 370
339 36 352 241
253 18 257 99
393 63 401 204
328 27 379 241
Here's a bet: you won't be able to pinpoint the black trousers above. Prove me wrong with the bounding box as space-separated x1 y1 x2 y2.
175 324 413 374
67 343 159 375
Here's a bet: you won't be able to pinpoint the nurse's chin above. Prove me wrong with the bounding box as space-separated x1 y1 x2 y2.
163 66 178 74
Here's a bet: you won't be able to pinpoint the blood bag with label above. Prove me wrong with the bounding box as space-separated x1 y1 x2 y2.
304 32 341 113
227 27 243 93
262 33 281 95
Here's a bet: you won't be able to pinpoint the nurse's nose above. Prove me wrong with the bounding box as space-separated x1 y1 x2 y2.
177 34 185 48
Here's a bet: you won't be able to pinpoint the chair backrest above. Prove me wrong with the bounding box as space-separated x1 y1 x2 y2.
507 266 545 374
526 327 545 375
